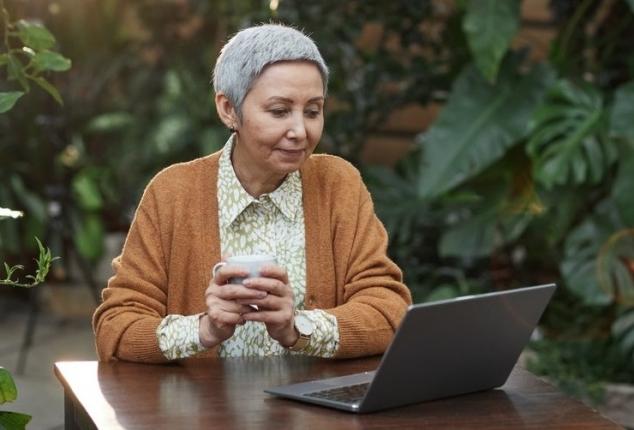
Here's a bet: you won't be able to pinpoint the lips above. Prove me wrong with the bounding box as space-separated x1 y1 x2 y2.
276 148 304 156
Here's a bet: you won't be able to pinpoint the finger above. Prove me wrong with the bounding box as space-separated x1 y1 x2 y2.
220 300 257 315
208 308 244 326
258 264 289 283
242 310 292 325
236 294 291 311
214 264 250 285
213 283 268 301
205 288 261 312
243 277 290 297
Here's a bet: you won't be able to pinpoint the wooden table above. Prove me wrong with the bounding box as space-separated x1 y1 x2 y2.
54 356 622 429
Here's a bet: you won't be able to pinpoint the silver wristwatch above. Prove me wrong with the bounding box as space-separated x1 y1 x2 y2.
288 312 314 351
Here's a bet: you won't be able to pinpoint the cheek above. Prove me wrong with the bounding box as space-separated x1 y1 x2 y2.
307 121 324 144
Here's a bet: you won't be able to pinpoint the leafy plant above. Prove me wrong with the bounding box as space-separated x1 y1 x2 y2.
0 0 71 112
1 3 68 427
1 237 58 288
527 80 616 189
366 0 634 398
0 366 30 430
0 208 57 430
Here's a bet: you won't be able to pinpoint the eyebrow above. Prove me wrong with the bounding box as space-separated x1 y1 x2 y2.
266 96 324 104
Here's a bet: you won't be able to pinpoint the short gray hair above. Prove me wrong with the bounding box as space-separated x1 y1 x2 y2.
213 24 329 116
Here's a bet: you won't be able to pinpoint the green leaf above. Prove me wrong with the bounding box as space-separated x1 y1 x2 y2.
30 76 63 105
9 176 47 224
439 203 532 259
426 285 461 302
417 59 555 199
6 55 29 91
87 112 134 132
612 309 634 358
597 229 634 306
0 92 25 114
440 209 497 258
0 411 32 430
32 50 72 72
0 54 8 66
16 20 56 50
612 151 634 225
0 367 17 404
627 0 634 14
72 171 104 211
73 214 104 262
561 205 621 305
609 80 634 142
527 80 615 189
463 0 521 82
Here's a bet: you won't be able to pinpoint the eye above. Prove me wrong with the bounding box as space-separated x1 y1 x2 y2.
270 108 289 118
305 108 322 119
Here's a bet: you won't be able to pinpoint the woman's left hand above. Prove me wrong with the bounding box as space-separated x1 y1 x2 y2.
240 264 298 347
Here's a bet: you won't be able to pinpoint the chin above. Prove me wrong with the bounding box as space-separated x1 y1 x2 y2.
272 154 307 173
272 162 303 175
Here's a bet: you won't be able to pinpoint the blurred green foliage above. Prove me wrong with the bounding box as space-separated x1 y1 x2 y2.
0 0 71 112
364 0 634 399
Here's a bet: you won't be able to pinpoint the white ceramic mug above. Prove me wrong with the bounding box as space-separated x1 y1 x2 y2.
212 254 278 285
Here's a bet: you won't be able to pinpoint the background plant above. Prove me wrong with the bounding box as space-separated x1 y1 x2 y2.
0 208 57 430
0 0 71 112
1 1 66 427
364 0 634 401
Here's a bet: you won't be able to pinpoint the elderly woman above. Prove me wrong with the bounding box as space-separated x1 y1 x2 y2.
93 24 411 362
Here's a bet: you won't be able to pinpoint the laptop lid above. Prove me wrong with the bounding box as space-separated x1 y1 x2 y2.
265 283 556 413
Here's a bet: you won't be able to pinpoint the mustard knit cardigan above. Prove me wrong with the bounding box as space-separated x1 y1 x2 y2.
93 150 412 362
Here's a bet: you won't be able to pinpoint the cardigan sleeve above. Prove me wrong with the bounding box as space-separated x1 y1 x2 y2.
92 181 170 363
327 181 412 358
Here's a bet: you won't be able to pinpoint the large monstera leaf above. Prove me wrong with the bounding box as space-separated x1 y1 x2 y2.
560 198 634 305
560 208 612 305
417 58 554 200
527 80 617 189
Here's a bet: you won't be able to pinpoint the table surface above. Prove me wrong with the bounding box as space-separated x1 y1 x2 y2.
54 356 622 430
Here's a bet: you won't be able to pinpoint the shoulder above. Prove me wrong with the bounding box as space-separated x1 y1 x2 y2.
146 151 221 196
303 153 363 188
302 154 372 217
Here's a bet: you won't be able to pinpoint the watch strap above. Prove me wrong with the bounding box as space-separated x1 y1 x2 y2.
288 332 311 351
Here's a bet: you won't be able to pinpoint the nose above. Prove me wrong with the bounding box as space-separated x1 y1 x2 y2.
286 112 307 141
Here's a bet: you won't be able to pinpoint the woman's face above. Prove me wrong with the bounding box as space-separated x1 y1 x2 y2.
232 61 325 181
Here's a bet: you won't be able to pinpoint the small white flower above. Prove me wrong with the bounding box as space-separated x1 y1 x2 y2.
0 207 24 219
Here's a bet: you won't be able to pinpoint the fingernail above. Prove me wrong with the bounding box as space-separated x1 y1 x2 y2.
258 292 267 298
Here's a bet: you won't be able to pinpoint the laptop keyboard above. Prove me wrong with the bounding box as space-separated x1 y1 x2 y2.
304 382 370 404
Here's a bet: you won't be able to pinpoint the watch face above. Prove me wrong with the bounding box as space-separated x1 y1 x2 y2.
295 313 314 336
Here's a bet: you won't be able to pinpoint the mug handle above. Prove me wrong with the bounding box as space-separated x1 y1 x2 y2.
211 261 226 281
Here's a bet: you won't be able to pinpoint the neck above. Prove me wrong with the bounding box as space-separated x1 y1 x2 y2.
231 138 286 198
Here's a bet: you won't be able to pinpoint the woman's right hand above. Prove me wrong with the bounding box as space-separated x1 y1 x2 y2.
198 262 268 348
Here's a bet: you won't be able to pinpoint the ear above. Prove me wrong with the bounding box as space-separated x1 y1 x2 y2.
215 93 239 129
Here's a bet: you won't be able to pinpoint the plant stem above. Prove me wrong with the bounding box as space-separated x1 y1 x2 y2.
557 0 594 69
1 0 10 50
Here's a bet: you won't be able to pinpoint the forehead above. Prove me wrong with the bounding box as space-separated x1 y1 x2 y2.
248 61 325 100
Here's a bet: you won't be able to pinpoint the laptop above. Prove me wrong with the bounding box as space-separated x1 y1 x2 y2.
265 283 556 413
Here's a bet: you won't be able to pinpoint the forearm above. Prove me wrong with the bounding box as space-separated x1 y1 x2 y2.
94 306 167 363
329 282 411 359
